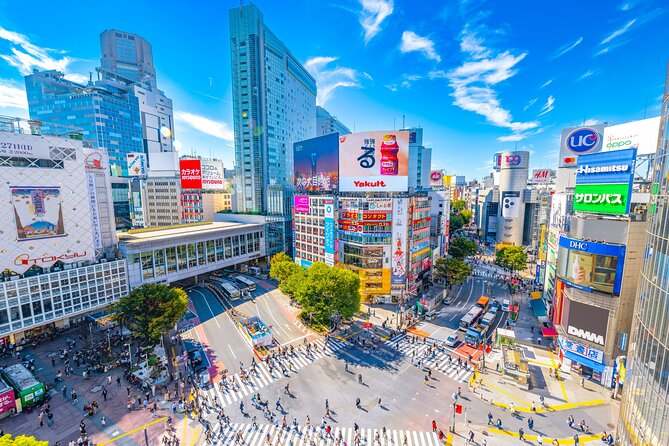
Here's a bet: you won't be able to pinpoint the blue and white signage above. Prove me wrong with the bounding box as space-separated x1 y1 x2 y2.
559 124 605 167
575 148 637 186
619 332 628 351
324 199 335 266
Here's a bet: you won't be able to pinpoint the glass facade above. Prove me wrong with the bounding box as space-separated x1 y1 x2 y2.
617 67 669 445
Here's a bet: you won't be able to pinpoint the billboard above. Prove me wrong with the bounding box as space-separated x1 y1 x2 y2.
11 187 66 241
85 173 103 250
501 191 521 218
324 198 335 266
339 131 409 192
497 151 529 170
573 148 636 215
559 124 605 167
557 236 626 295
531 169 552 184
294 196 310 213
429 170 443 188
201 160 225 190
487 216 497 233
602 116 660 155
126 152 147 176
0 132 52 159
294 133 339 192
561 296 609 347
391 198 408 284
180 159 202 189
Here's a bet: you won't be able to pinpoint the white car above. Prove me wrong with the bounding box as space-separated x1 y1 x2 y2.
502 299 511 312
444 333 460 347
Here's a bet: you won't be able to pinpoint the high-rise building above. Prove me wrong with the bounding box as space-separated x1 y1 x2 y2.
229 3 317 215
404 128 431 190
100 29 156 87
617 67 669 446
316 106 350 136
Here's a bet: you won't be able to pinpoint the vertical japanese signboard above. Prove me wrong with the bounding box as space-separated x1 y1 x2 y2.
391 198 408 285
324 198 335 266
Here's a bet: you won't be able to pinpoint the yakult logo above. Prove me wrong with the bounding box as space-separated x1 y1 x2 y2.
353 180 387 188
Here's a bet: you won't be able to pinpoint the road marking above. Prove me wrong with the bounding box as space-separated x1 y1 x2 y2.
481 379 531 408
549 349 570 403
492 398 606 413
187 427 200 446
264 298 291 338
488 428 601 444
194 289 222 328
97 417 168 446
227 344 237 359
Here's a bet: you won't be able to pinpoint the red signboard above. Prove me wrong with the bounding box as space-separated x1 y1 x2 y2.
180 159 203 189
455 404 462 414
341 211 360 220
362 212 390 221
340 224 362 233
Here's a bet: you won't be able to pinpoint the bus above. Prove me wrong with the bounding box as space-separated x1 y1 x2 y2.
210 277 241 299
459 307 483 331
1 363 45 408
234 275 256 292
476 296 490 312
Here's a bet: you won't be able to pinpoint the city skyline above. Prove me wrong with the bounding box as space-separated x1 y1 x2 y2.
0 0 667 178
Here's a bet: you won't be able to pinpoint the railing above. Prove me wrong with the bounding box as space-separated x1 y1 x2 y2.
0 115 86 142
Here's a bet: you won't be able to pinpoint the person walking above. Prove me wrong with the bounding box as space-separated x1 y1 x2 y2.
102 388 108 402
432 420 437 432
62 386 67 399
355 398 361 408
574 434 580 445
519 428 525 440
537 434 543 445
487 412 493 425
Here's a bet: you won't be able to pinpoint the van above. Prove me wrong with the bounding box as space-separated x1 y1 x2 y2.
426 310 437 320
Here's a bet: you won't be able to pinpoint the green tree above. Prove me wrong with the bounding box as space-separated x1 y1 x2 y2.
279 266 305 298
433 257 472 285
449 237 478 259
294 262 360 327
111 284 188 345
0 435 48 446
452 199 466 213
495 245 528 273
270 256 301 284
460 209 473 225
449 213 465 233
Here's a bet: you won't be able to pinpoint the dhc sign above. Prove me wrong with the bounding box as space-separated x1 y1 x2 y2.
568 325 605 345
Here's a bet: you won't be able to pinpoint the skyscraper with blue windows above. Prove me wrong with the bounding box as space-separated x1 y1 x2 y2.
229 3 317 255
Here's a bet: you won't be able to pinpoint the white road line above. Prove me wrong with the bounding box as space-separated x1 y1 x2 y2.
192 288 222 328
227 344 237 359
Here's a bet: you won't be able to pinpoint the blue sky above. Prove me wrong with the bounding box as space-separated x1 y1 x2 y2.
0 0 666 179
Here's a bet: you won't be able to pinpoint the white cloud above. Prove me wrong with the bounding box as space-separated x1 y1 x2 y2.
537 95 555 116
359 0 394 44
497 134 526 142
448 33 540 140
540 79 554 89
0 26 74 75
0 78 28 110
578 70 596 81
583 119 600 126
305 56 365 106
174 111 233 141
460 27 490 60
551 37 583 59
601 19 636 44
64 73 90 85
523 98 538 111
400 31 441 62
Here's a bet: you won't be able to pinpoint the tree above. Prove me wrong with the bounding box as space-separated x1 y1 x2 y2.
495 245 528 273
452 199 466 213
460 209 473 225
279 266 305 298
449 213 465 233
433 257 472 285
0 434 48 446
111 284 188 345
270 256 301 284
293 262 360 327
449 237 478 259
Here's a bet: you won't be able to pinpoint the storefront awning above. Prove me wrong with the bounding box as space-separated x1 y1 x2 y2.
530 297 548 321
541 327 558 337
563 349 606 373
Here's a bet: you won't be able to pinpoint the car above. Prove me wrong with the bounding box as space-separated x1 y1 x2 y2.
425 310 437 320
444 333 461 347
502 299 511 312
490 300 501 311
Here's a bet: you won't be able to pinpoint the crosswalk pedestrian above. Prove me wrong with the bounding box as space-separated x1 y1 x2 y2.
210 422 442 446
201 337 346 408
384 334 473 383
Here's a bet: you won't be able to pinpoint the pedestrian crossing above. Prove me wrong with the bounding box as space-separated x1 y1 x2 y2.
200 338 346 408
207 422 443 446
384 334 473 383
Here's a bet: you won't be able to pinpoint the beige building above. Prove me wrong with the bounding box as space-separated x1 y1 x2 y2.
143 176 182 227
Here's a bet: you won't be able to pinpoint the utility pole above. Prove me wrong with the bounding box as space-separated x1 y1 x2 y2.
450 401 457 433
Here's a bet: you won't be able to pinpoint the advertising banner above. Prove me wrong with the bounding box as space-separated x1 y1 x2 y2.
532 169 552 184
557 236 626 295
561 297 609 346
294 133 339 192
126 152 147 176
294 196 310 214
487 216 497 233
497 151 529 170
0 388 16 416
324 198 335 266
180 159 202 189
573 148 636 215
361 212 391 222
86 173 103 250
339 131 409 192
501 191 521 218
559 125 605 167
559 337 605 363
602 116 660 155
11 186 66 241
0 132 52 159
201 160 225 190
429 170 443 188
367 198 393 210
391 198 408 285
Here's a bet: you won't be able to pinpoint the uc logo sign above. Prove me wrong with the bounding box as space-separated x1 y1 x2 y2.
566 127 600 154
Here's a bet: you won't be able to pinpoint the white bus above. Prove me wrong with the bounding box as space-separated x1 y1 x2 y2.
210 277 241 299
234 275 256 292
459 307 483 331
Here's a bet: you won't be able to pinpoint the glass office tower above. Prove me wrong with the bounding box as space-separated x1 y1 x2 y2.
617 65 669 446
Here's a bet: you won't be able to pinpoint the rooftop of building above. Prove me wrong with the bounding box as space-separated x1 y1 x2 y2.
0 114 85 141
117 221 263 245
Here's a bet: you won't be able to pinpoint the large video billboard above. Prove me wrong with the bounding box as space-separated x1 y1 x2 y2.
339 131 409 192
559 124 605 167
560 296 609 347
294 133 339 192
391 198 408 284
573 148 636 215
11 187 66 241
180 159 202 189
201 160 225 190
602 116 660 155
557 236 626 295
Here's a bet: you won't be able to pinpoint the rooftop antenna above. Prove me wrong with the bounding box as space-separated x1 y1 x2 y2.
402 114 406 129
393 117 396 130
644 96 648 119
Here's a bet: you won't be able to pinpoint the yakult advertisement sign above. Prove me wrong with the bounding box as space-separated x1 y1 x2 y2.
339 131 409 192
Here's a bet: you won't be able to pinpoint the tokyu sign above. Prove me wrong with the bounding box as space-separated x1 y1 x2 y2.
568 325 605 345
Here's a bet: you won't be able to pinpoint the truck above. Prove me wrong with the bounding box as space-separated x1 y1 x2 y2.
465 324 490 347
0 363 45 408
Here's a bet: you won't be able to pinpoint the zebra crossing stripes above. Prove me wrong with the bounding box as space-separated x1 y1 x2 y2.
209 422 442 446
201 338 346 408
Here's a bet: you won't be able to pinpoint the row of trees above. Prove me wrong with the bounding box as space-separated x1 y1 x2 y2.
270 253 361 329
433 257 472 286
449 199 473 233
494 244 528 273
